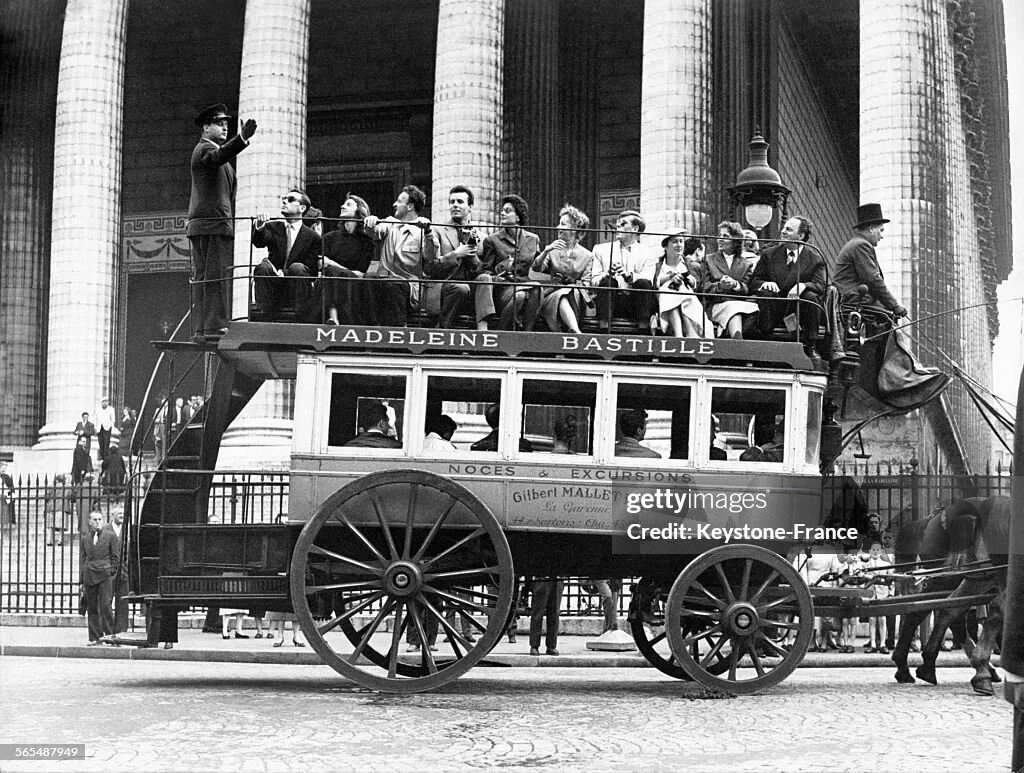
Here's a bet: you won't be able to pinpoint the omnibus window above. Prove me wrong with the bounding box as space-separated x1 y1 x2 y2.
425 375 502 452
521 379 596 455
709 386 786 462
615 382 691 460
328 373 406 447
805 391 823 466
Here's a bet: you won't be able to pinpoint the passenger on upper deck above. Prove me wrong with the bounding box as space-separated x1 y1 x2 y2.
741 229 761 271
833 203 907 322
526 204 594 333
613 409 660 459
303 207 323 236
480 194 541 330
429 185 493 330
343 401 402 448
751 216 827 360
590 209 658 333
470 403 534 453
252 189 321 321
319 195 374 326
364 185 437 327
697 220 758 339
653 233 711 338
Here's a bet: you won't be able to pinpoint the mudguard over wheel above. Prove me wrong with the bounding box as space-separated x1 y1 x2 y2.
665 544 812 694
290 470 514 693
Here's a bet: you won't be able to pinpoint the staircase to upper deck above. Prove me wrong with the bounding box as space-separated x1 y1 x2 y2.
130 321 268 599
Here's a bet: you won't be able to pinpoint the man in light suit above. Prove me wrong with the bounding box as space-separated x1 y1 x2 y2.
751 216 827 359
103 506 129 634
832 203 908 321
81 508 119 644
252 189 322 321
428 185 493 329
613 409 661 459
590 210 658 332
187 103 257 339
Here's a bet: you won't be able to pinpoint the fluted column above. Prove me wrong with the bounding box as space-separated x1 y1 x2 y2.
221 0 310 466
35 0 127 456
640 0 713 237
432 0 504 223
503 0 558 226
0 0 61 448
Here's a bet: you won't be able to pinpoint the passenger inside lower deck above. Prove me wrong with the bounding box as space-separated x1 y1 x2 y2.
343 401 401 449
613 409 660 459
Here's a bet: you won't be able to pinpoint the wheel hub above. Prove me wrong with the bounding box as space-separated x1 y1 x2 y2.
723 602 759 637
384 561 423 597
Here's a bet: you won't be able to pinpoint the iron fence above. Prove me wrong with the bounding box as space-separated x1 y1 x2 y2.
1 465 1014 615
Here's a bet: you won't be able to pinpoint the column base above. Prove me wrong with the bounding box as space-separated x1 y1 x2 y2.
217 417 293 470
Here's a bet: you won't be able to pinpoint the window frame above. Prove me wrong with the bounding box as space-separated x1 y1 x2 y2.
606 375 699 467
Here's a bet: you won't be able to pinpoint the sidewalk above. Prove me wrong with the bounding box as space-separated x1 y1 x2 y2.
0 615 981 670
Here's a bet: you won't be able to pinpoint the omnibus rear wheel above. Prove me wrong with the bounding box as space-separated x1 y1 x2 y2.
290 469 514 692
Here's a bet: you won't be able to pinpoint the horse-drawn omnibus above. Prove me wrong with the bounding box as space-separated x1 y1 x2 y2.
120 263 1001 696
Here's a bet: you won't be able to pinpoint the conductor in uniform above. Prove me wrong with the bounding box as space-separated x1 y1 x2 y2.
187 103 257 339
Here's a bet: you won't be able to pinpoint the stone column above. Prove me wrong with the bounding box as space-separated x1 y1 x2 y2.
640 0 713 237
432 0 504 223
221 0 310 467
0 0 61 449
503 0 558 227
34 0 128 461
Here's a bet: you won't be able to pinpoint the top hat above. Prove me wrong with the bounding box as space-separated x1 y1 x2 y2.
660 230 689 249
194 103 232 127
854 203 889 229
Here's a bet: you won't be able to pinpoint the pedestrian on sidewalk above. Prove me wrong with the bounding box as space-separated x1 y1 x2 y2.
267 609 304 647
529 577 563 656
80 508 118 645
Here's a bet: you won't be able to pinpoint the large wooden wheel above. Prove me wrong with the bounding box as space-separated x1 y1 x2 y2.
290 470 514 693
665 544 812 694
629 585 690 680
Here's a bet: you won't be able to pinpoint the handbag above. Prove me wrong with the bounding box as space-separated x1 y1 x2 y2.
78 588 87 616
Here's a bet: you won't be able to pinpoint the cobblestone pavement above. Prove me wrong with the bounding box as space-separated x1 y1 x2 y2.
0 658 1012 772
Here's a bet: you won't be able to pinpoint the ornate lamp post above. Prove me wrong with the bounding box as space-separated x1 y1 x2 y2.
727 130 790 232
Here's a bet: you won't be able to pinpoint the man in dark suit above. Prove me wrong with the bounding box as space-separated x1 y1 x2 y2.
187 103 257 339
252 189 322 321
73 412 96 454
344 402 402 448
751 215 827 359
100 442 126 495
81 508 119 644
832 203 908 320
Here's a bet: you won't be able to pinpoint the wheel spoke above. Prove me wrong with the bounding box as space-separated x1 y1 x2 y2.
422 526 487 567
309 544 383 576
306 579 381 595
450 586 499 603
388 602 407 678
337 508 388 564
648 629 667 647
348 599 396 665
699 630 729 669
368 491 399 561
691 580 727 611
760 592 798 612
677 607 718 619
714 563 736 605
682 622 723 647
761 618 801 631
739 558 752 601
423 565 501 583
748 569 780 606
406 599 438 674
747 640 766 677
401 482 419 560
425 586 492 624
411 498 458 562
317 590 385 635
755 631 790 658
418 594 467 658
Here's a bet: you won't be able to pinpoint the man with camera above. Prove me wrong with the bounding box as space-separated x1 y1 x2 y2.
591 209 658 333
428 185 494 329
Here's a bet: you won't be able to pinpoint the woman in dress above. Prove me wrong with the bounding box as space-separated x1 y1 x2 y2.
698 220 758 338
267 608 305 647
528 204 594 333
653 232 711 338
480 194 541 330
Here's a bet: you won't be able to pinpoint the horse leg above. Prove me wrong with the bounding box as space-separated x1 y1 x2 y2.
893 609 926 684
917 577 984 686
968 590 1005 696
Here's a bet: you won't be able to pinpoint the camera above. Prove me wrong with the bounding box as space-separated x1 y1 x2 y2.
462 228 480 248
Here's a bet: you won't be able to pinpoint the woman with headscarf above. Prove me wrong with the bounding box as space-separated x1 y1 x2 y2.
527 204 594 333
653 232 711 338
698 220 759 339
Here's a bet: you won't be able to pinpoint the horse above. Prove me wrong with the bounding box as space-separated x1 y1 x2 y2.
891 495 1011 695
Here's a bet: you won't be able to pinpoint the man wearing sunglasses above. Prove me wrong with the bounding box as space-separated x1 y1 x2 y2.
187 103 257 339
252 189 321 321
